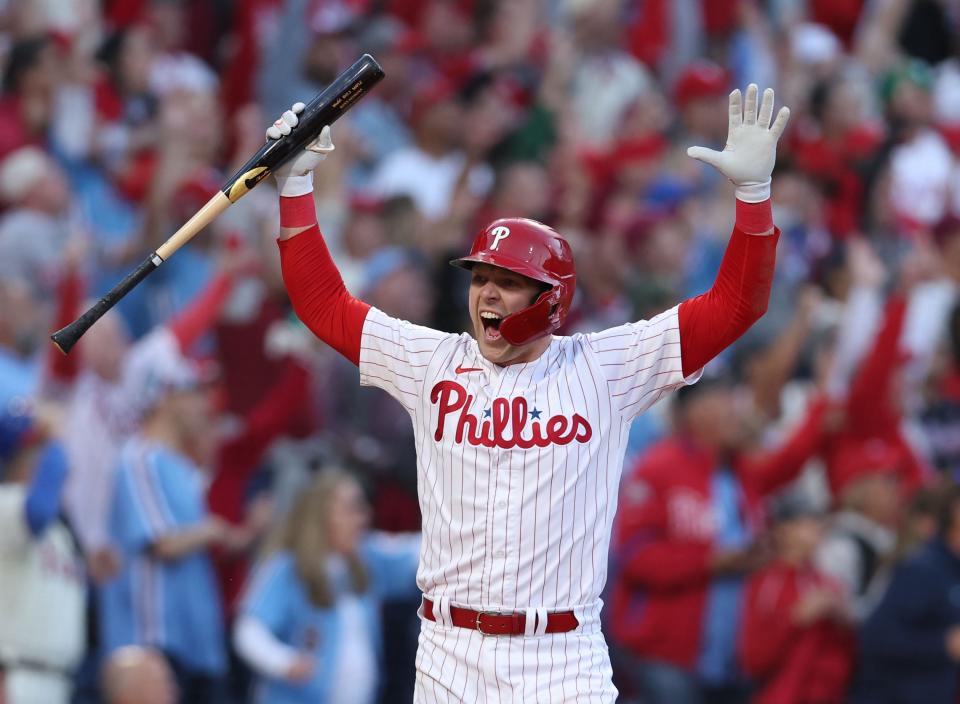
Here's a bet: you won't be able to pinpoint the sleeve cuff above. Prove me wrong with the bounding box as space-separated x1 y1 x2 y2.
279 193 318 228
734 179 771 203
735 197 774 235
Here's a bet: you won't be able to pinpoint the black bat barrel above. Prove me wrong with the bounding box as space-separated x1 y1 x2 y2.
222 53 385 203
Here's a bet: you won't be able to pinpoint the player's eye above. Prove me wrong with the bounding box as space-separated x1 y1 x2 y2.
472 274 487 286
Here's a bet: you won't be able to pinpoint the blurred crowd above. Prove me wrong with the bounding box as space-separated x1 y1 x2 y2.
1 0 960 702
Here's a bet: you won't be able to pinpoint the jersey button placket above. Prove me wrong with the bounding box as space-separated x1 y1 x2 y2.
491 368 518 602
501 460 520 600
490 448 510 598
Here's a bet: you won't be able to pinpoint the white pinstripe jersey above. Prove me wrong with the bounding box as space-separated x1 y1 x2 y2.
358 305 694 612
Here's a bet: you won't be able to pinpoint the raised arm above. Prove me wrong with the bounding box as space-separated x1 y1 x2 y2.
740 396 829 496
678 85 790 378
269 106 369 365
44 265 84 386
208 360 311 523
844 294 907 438
167 271 235 352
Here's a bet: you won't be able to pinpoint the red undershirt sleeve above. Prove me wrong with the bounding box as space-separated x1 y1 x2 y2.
276 196 369 366
678 199 779 378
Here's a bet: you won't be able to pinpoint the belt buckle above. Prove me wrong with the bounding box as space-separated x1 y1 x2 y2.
475 610 504 636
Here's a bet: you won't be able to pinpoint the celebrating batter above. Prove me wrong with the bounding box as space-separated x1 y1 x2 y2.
270 84 789 702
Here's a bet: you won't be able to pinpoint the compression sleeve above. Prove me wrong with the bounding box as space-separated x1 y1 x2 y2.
277 194 369 365
678 199 778 378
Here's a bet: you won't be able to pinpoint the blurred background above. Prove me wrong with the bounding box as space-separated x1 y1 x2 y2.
1 0 960 703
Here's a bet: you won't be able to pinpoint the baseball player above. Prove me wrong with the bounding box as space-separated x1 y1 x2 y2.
270 84 789 701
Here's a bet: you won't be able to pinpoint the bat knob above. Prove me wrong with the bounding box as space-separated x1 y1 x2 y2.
51 326 77 355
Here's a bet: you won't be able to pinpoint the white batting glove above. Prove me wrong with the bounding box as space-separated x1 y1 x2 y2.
267 102 335 197
686 84 790 203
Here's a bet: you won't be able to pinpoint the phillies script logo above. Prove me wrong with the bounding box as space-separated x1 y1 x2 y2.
430 381 592 448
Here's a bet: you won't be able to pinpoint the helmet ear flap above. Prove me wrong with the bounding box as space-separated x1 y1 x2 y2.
500 287 561 346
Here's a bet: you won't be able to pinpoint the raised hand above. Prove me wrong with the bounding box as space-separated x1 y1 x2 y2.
686 84 791 202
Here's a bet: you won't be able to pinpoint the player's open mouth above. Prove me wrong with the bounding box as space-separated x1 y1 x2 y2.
480 311 503 342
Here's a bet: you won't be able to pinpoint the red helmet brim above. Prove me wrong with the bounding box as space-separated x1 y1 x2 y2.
450 252 562 289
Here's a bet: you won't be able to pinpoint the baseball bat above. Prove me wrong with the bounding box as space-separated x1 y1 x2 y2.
51 53 385 354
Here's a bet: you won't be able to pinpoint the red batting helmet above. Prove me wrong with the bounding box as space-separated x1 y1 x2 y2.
450 218 576 346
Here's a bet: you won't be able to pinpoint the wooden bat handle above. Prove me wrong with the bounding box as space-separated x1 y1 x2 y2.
50 191 231 354
51 256 158 354
155 192 231 261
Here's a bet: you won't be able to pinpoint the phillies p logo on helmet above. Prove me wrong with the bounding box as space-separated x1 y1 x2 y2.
489 226 511 250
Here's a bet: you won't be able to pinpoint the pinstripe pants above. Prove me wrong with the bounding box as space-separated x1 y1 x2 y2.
413 618 617 703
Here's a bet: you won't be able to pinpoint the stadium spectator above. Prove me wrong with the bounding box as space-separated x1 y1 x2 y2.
98 345 250 704
566 0 654 147
235 469 419 704
892 484 942 562
0 404 85 704
45 255 243 571
739 489 854 704
673 61 731 150
0 278 43 411
882 59 952 236
0 1 959 701
91 24 161 192
369 77 494 221
0 146 73 302
101 646 177 704
0 35 61 159
854 484 960 704
919 297 960 479
815 438 903 621
791 76 883 239
815 287 928 619
207 349 315 614
609 378 828 704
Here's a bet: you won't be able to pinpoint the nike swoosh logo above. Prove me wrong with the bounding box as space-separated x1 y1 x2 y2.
455 366 484 374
